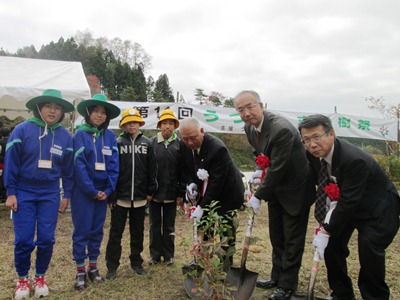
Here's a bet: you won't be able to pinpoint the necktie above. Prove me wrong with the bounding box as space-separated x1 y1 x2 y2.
193 150 200 171
315 159 329 224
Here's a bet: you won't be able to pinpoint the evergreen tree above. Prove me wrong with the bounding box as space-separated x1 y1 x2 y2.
153 74 174 102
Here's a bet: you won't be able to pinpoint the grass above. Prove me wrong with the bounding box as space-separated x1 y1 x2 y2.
0 202 399 300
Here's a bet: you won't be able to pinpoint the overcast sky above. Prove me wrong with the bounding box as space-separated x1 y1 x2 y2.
1 0 399 117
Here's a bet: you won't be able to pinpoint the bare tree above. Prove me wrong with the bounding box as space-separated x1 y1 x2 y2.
365 96 400 156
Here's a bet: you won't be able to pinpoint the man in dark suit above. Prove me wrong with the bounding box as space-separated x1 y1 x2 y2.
234 90 312 300
179 117 244 268
299 114 399 300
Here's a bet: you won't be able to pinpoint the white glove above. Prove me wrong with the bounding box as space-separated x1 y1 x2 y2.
313 230 330 259
249 170 263 184
186 183 198 197
247 195 261 214
190 205 204 220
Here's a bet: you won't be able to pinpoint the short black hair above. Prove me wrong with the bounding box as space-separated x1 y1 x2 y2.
298 114 333 133
0 126 10 137
84 105 111 130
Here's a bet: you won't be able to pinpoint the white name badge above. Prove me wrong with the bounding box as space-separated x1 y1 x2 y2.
95 162 106 171
102 149 112 156
38 160 52 169
50 147 63 156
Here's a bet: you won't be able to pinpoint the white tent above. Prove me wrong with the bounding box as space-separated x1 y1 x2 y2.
0 56 91 120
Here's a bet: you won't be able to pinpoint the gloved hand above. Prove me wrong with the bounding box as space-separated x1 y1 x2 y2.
313 229 330 259
247 194 261 214
249 170 263 184
186 183 198 197
190 205 204 220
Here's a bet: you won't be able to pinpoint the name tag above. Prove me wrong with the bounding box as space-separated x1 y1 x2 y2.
95 162 106 171
50 147 63 156
38 160 52 169
102 148 112 156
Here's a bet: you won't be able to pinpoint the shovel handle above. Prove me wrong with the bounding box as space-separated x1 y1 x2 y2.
192 218 199 264
306 249 320 299
240 211 255 269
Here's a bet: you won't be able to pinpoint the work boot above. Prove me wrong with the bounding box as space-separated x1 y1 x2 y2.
33 276 49 298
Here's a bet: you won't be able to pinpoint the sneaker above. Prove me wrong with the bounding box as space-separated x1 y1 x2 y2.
131 266 147 276
74 272 87 291
148 259 160 266
164 258 174 266
88 269 104 283
14 278 32 300
106 269 117 281
33 276 49 298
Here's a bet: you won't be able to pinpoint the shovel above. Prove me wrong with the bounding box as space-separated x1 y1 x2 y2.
182 218 207 298
290 249 328 300
292 202 338 300
226 211 258 300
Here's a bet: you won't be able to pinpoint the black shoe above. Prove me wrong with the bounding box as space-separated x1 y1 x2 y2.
256 279 278 289
74 273 87 291
88 269 104 283
131 266 147 276
164 258 174 266
331 295 356 300
106 269 117 280
268 287 294 300
149 259 161 266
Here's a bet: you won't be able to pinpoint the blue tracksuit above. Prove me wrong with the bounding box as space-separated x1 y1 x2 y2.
71 128 119 265
4 120 74 277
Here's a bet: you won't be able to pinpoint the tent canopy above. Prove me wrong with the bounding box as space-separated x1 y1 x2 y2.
0 56 91 120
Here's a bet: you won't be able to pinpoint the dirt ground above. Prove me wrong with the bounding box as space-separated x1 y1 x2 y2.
0 201 399 300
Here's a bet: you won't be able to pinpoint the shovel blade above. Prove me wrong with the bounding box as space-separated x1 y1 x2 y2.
226 266 258 300
182 264 207 298
290 295 330 300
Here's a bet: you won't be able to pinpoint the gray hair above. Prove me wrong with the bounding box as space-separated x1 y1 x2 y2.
233 90 262 107
179 117 201 131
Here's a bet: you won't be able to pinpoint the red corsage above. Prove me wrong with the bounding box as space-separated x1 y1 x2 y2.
324 183 340 201
256 154 270 181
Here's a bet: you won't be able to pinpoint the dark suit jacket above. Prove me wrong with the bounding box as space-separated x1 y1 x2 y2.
245 111 312 216
180 132 244 214
307 138 400 236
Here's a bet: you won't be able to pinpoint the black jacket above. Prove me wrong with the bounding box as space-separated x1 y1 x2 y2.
308 138 400 236
112 132 157 202
245 111 314 216
0 137 8 164
180 132 244 214
151 133 185 201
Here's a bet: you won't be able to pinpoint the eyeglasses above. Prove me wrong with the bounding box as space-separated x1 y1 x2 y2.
302 132 328 145
237 103 259 115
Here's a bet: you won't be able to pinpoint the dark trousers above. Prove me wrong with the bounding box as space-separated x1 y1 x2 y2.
149 201 177 261
268 199 310 291
325 192 400 300
105 204 146 270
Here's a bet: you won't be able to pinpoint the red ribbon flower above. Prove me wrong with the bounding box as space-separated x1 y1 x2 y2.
187 206 196 219
324 183 340 201
256 154 270 181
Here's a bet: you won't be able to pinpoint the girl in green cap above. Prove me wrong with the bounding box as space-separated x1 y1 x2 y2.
70 94 120 291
